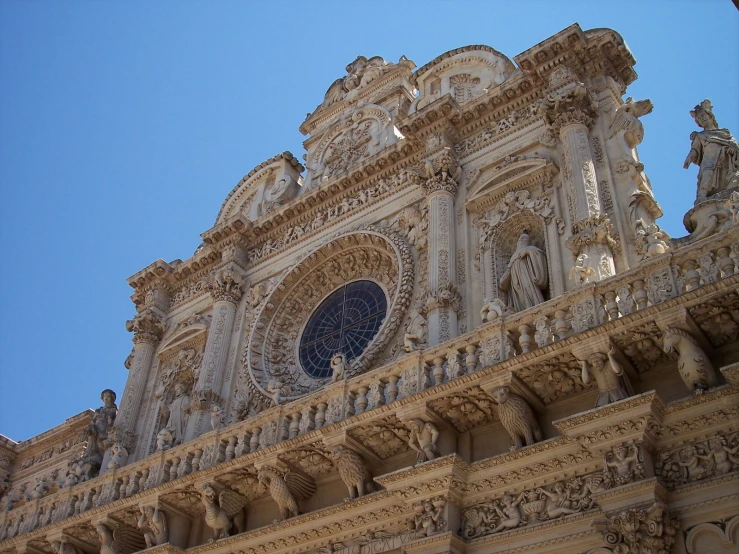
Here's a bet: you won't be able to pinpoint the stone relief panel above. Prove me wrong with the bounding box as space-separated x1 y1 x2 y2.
410 46 515 114
242 227 414 402
347 416 411 460
304 105 402 189
656 431 739 489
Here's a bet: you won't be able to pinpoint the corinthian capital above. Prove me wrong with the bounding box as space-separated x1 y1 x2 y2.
534 81 597 139
209 267 245 304
422 148 461 196
125 309 166 345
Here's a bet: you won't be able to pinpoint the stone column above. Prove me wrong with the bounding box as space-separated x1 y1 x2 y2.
423 149 460 346
106 309 166 469
186 265 244 440
539 80 616 281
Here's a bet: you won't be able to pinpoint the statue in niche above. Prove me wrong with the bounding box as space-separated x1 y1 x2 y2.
499 231 548 312
160 383 190 446
81 389 118 476
683 99 739 203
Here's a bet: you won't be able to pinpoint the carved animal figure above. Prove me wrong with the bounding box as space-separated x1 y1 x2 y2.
95 522 145 554
257 466 316 521
200 482 247 540
662 327 718 393
607 97 654 149
138 506 168 548
490 386 543 450
330 445 375 499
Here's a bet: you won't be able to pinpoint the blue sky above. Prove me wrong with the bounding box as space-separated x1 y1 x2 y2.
1 1 737 441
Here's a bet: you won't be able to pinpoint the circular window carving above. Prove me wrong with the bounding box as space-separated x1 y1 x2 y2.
299 281 388 378
243 227 414 402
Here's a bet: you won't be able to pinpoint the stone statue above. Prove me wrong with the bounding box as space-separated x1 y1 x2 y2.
662 327 718 393
407 419 439 464
210 405 224 431
569 254 596 285
267 379 283 405
404 302 427 352
107 443 128 470
162 383 190 446
138 505 168 548
580 349 630 407
329 353 346 384
156 428 174 451
330 445 374 499
683 99 739 203
480 297 509 322
257 466 317 521
499 231 548 312
200 482 247 540
490 386 543 450
82 389 118 477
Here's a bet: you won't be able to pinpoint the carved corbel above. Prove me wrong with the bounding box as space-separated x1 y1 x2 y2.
592 502 679 554
46 528 94 554
322 431 382 469
422 147 461 197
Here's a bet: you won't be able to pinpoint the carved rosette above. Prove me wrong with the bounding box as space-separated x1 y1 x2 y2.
126 309 166 345
244 227 414 401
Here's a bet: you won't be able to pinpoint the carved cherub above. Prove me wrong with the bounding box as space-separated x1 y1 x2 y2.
156 428 174 451
568 253 596 285
267 379 283 405
480 297 509 322
491 493 524 532
538 482 578 519
604 445 643 486
329 353 347 384
210 405 224 430
414 499 446 538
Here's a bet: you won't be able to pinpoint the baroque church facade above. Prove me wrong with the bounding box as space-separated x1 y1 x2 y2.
2 23 739 554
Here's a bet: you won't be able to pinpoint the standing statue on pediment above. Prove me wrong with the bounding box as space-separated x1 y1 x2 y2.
684 99 739 203
499 231 548 312
81 389 118 477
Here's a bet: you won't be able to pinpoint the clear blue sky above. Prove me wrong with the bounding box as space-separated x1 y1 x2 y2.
1 1 737 441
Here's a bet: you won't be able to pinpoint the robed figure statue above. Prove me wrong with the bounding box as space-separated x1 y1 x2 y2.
683 99 739 203
499 231 548 312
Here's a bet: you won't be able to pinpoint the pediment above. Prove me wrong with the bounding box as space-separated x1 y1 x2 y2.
215 152 304 226
159 323 209 358
466 157 558 213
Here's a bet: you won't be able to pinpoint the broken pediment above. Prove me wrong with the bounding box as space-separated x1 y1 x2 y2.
215 152 304 225
410 45 516 114
466 156 558 213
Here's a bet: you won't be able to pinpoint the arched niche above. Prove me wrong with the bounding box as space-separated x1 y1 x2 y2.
242 226 414 402
486 212 553 309
466 158 564 306
685 516 739 554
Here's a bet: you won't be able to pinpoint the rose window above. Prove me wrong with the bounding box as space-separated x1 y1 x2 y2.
298 280 387 378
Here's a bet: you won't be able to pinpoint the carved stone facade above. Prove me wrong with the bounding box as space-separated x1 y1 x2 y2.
2 24 739 554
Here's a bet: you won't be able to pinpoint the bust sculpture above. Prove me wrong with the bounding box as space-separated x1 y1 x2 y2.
683 99 739 203
499 231 549 312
